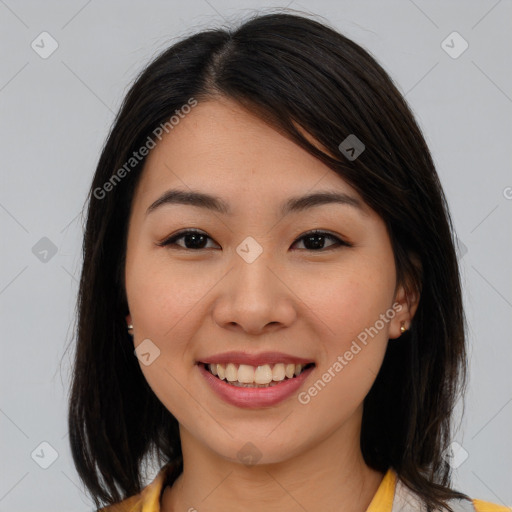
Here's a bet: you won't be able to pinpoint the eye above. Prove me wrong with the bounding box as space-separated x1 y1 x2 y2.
157 229 219 250
157 229 352 251
291 230 352 251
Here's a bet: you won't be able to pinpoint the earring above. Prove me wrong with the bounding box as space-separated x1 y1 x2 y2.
127 324 134 336
400 321 407 334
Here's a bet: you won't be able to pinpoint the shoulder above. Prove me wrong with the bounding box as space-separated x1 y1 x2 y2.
392 471 510 512
471 498 511 512
98 463 173 512
98 493 142 512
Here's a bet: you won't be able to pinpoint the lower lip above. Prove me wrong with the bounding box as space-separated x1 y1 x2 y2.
198 364 315 409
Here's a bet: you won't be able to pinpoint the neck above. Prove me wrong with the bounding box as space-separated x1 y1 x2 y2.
162 411 384 512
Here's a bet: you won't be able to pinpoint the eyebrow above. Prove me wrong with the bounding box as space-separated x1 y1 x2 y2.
146 188 366 217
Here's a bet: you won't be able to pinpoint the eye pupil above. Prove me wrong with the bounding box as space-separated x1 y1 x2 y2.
304 234 326 250
185 233 207 249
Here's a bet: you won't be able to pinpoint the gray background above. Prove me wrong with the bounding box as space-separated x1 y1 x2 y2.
1 1 511 510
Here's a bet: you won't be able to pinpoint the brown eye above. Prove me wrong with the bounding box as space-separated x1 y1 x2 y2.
158 230 219 250
291 230 352 251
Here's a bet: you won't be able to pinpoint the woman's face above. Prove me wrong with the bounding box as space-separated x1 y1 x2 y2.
124 97 413 465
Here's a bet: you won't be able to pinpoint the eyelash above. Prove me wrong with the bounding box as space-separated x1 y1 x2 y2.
157 229 353 252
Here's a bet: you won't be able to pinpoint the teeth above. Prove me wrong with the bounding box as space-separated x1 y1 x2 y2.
205 362 311 385
237 364 255 383
254 364 273 384
272 363 285 381
225 363 238 382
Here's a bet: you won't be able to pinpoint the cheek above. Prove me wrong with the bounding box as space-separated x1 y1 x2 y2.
126 251 212 340
313 258 395 404
294 257 396 346
298 272 393 420
127 257 206 419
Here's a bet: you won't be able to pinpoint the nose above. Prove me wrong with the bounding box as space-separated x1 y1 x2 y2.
211 250 298 336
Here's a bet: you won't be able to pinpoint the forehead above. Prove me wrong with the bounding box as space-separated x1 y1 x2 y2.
135 98 367 213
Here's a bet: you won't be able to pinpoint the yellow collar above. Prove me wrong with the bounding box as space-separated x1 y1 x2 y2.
100 463 508 512
366 467 396 511
100 465 397 512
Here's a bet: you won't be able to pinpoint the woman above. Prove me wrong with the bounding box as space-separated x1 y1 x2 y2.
67 11 508 512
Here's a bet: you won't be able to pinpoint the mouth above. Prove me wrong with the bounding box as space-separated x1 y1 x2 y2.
199 361 316 388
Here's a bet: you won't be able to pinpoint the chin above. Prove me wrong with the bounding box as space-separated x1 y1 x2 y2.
196 430 307 468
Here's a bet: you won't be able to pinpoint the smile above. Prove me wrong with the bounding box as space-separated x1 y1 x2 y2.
204 362 314 387
197 353 316 408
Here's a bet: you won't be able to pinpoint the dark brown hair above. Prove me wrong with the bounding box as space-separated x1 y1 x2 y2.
67 10 469 511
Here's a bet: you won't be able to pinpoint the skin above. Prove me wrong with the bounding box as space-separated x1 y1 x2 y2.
124 97 419 512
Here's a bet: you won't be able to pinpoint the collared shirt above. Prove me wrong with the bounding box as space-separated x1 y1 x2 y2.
99 463 510 512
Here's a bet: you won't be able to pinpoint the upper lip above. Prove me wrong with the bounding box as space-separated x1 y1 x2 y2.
198 351 314 366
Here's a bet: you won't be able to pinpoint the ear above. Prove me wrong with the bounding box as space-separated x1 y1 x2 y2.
125 314 132 327
388 284 420 339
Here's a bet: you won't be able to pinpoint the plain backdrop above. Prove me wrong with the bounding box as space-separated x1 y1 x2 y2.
1 1 511 510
